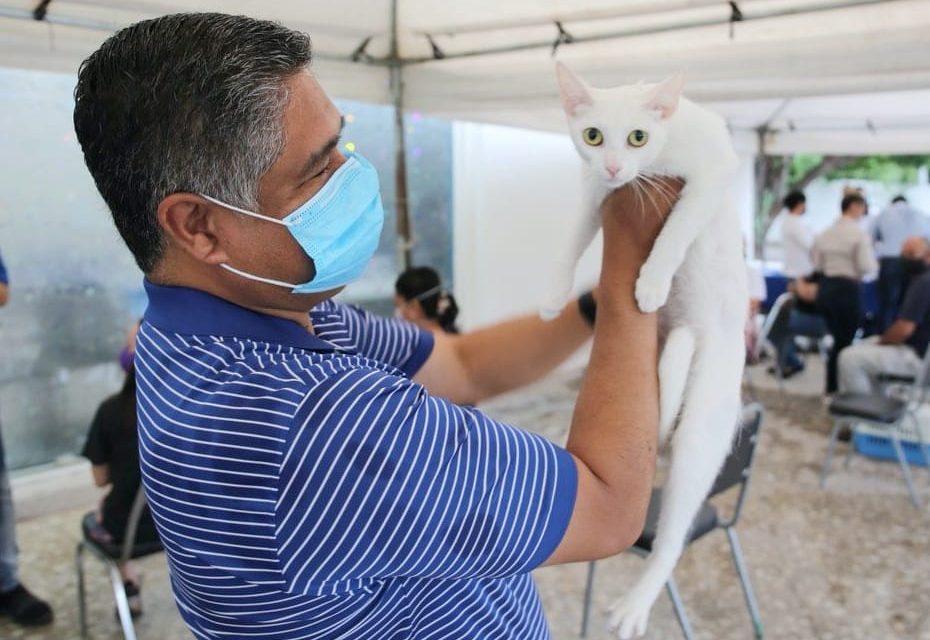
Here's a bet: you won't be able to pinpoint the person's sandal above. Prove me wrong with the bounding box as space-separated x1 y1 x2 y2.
115 581 143 619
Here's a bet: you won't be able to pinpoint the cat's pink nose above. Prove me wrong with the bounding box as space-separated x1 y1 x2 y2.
606 164 621 178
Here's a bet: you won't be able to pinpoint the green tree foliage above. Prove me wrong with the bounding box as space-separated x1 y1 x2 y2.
791 154 930 184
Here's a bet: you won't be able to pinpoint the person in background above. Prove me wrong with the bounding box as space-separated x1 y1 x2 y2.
744 244 767 364
838 236 930 395
0 248 54 627
81 337 160 618
813 193 879 393
771 189 829 376
394 266 460 334
871 196 930 332
779 190 814 280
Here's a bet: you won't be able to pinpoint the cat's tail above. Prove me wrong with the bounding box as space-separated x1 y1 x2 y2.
658 326 695 446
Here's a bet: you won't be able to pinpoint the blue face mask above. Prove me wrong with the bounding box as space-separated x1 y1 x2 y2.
201 152 385 294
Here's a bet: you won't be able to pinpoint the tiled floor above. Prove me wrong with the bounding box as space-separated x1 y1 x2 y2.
2 361 929 639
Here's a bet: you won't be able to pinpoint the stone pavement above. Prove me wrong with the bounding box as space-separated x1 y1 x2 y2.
2 362 928 639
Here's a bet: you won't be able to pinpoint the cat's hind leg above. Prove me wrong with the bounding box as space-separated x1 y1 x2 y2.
609 341 743 639
658 326 695 446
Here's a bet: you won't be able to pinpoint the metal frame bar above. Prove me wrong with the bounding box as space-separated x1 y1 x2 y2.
820 415 923 508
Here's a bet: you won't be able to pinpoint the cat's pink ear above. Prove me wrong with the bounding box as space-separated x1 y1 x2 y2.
645 73 685 119
555 62 592 116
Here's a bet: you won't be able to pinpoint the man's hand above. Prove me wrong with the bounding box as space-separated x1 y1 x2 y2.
599 178 684 282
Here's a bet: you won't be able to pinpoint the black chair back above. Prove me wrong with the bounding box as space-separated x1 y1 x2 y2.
709 403 764 526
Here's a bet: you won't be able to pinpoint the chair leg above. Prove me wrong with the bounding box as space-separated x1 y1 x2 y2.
75 542 88 640
820 420 844 488
890 432 921 508
843 425 856 470
665 576 696 640
579 561 596 638
725 527 764 639
109 561 137 640
907 413 930 483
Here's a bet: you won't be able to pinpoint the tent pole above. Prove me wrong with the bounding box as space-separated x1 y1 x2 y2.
390 0 413 271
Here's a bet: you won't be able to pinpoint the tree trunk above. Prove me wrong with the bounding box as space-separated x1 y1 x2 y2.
756 155 856 257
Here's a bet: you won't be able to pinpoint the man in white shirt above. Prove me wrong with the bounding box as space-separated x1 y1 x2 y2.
780 191 814 279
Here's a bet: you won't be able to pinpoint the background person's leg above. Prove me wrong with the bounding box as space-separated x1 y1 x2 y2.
818 279 862 394
0 423 53 626
838 341 921 395
0 431 17 592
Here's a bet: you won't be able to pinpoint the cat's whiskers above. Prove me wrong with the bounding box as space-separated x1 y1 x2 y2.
638 172 678 210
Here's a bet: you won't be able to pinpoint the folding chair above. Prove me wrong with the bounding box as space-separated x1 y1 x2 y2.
820 347 930 508
757 293 829 400
580 404 765 639
75 487 162 640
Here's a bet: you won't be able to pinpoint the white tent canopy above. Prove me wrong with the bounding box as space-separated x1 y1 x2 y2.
1 0 930 155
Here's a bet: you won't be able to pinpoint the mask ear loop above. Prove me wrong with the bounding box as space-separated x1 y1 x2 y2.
219 264 300 290
199 194 291 227
200 194 303 290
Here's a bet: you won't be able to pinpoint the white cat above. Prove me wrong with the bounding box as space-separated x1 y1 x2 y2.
545 63 748 639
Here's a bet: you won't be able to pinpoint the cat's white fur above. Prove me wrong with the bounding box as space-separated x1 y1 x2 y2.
546 63 748 639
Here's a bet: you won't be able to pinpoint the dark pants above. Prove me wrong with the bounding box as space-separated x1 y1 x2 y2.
0 423 18 591
773 309 829 370
817 277 862 394
877 257 907 333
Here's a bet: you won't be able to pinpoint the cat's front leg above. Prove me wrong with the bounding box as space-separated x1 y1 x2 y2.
540 192 603 320
635 180 726 313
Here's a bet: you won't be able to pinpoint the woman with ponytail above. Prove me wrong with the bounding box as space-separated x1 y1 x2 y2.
394 266 460 334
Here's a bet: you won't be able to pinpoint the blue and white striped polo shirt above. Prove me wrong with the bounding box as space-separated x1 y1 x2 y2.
136 281 577 639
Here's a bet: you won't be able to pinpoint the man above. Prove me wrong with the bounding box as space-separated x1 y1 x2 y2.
838 236 930 395
779 190 814 279
73 14 679 639
871 196 930 332
813 193 878 393
772 189 827 377
0 248 54 627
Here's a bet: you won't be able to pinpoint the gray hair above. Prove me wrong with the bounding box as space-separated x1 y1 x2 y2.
74 13 313 273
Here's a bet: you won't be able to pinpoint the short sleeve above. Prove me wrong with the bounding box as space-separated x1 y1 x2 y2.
273 368 577 596
0 251 8 285
899 275 930 325
330 303 434 377
82 399 115 465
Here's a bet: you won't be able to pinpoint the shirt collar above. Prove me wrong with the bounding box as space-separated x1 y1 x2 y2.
143 280 337 353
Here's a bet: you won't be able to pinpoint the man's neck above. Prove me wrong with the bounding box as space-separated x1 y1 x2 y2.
148 266 324 334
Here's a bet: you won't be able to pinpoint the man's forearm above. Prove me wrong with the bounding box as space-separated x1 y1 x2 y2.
452 299 592 402
0 283 8 307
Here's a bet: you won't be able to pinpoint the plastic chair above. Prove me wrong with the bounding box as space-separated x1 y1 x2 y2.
75 487 162 639
580 404 766 639
820 346 930 508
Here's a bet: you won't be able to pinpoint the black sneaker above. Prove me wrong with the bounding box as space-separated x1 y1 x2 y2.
0 583 53 626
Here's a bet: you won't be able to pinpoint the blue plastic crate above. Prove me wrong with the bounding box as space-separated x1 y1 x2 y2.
853 432 930 467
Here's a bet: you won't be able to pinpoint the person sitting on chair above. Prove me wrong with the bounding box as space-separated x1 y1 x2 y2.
838 236 930 395
81 349 160 618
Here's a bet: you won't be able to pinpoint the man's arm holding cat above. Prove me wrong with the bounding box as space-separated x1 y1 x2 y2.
416 179 681 561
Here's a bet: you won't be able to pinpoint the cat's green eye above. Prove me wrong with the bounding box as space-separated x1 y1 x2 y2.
627 129 649 147
582 127 604 146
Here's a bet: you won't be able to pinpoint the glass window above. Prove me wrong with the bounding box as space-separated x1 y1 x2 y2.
0 70 452 471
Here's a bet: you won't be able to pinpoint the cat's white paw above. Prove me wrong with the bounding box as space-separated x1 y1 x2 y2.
608 593 654 639
539 304 564 321
635 271 671 313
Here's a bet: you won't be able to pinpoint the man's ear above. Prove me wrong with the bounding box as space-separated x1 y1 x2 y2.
157 193 229 266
